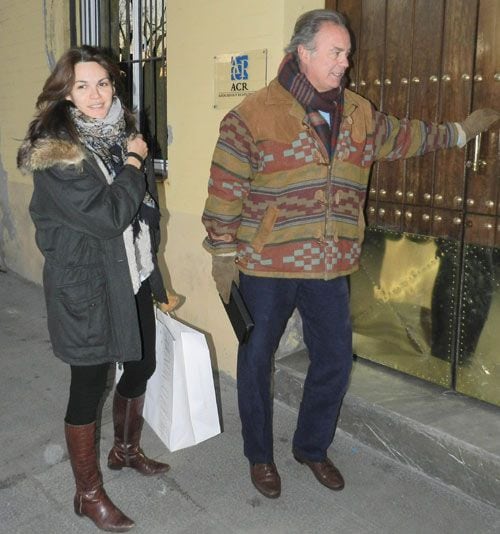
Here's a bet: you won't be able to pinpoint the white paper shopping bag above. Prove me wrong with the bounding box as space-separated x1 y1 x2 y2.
117 309 221 452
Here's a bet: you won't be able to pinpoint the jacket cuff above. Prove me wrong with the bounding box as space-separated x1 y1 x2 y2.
455 122 467 148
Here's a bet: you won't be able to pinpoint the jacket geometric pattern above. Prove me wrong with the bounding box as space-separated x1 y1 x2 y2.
202 79 459 279
18 138 167 366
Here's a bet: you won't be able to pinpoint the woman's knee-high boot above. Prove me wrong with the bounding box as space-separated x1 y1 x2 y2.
65 422 135 532
107 390 170 475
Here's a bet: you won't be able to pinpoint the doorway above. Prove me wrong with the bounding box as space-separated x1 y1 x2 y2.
326 0 500 405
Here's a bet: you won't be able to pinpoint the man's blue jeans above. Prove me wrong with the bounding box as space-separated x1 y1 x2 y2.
237 273 353 464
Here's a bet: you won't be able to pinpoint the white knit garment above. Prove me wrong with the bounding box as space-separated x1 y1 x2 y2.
123 221 154 294
94 155 154 294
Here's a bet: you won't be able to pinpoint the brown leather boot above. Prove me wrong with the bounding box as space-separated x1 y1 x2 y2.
65 422 135 532
107 391 170 476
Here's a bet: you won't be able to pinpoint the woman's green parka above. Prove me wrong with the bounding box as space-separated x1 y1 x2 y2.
18 137 167 365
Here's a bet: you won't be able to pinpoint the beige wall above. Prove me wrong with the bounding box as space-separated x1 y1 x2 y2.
164 0 322 376
0 0 69 281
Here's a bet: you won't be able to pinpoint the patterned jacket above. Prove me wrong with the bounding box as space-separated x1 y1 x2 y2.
202 78 459 279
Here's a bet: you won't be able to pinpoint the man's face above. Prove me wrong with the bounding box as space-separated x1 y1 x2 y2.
298 22 351 92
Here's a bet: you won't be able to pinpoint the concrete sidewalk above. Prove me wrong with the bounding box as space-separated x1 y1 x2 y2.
1 269 499 534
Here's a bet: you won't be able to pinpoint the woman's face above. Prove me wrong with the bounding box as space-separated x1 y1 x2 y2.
66 61 114 119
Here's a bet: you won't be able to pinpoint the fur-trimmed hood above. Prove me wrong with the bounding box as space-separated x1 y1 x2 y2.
17 137 85 173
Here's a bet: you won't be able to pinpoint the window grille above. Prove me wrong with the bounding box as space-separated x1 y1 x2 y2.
70 0 168 177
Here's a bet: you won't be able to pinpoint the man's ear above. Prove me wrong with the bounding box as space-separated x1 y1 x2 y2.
297 44 309 66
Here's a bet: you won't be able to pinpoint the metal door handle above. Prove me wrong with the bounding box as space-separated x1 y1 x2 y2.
471 133 487 171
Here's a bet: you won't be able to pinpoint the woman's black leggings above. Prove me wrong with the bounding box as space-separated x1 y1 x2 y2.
65 279 157 425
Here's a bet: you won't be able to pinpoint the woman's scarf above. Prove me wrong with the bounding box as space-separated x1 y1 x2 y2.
277 54 344 158
70 97 160 240
70 96 128 176
70 97 159 294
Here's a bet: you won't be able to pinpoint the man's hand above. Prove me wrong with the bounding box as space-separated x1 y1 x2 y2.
157 293 184 313
461 109 500 142
212 255 239 304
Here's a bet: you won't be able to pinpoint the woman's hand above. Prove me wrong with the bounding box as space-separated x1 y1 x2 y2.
126 134 148 169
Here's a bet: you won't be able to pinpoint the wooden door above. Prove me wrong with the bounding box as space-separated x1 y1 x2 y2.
327 0 500 405
331 0 478 235
464 0 499 248
456 0 500 404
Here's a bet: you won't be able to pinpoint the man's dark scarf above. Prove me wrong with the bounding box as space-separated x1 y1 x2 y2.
70 98 159 240
277 54 344 159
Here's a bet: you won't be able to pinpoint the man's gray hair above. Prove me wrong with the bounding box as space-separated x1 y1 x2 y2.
285 9 348 60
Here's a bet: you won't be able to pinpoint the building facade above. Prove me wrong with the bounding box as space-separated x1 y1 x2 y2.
1 0 499 407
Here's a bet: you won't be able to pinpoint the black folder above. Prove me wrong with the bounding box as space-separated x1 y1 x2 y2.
221 282 254 344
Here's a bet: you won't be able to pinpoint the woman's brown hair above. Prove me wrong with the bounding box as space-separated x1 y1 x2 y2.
24 45 136 145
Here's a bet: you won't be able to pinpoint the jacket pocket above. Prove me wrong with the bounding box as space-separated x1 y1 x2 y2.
251 206 279 253
54 275 110 350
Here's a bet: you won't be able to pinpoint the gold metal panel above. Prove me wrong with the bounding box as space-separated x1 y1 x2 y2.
352 228 500 407
456 245 498 406
351 229 453 387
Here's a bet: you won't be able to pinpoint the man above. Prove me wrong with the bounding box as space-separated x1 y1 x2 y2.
202 9 499 499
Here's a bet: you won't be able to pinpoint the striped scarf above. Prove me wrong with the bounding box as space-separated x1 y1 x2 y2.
277 54 344 159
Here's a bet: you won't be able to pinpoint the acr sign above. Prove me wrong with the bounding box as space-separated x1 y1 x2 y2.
214 49 267 109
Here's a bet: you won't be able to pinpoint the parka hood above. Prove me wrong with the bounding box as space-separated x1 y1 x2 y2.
17 137 85 173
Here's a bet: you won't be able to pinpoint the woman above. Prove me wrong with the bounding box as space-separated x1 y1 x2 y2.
17 45 179 532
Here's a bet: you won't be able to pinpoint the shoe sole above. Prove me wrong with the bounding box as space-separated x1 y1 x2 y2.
250 477 281 499
294 455 344 491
